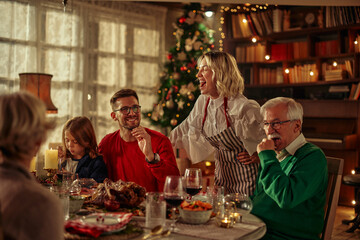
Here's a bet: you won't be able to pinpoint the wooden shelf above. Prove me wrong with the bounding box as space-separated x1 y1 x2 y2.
223 5 360 206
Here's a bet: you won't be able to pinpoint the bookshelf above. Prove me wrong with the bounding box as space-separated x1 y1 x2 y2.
223 5 360 206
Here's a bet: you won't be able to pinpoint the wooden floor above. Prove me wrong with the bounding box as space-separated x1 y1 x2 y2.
332 206 360 239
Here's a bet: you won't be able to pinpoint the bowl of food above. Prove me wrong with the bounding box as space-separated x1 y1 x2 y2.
179 200 212 224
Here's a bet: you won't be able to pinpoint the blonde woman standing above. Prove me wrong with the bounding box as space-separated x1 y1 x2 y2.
0 91 63 240
170 52 265 194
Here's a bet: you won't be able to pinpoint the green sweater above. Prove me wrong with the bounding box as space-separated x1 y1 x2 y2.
251 143 328 240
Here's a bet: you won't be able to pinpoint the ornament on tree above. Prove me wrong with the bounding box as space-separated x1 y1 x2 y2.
173 72 181 80
185 11 196 25
173 85 179 93
159 71 166 78
167 53 173 60
166 99 175 109
151 103 164 121
179 17 186 24
177 51 187 61
177 99 185 110
180 66 187 71
188 93 195 101
193 41 202 51
187 60 197 69
170 118 178 126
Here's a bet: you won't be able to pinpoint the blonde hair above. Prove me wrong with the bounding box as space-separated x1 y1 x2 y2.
197 51 244 98
0 91 55 161
62 116 99 159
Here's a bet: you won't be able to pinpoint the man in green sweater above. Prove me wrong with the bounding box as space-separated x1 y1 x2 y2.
251 97 328 240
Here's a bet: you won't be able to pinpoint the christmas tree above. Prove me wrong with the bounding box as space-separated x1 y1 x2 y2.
144 3 215 131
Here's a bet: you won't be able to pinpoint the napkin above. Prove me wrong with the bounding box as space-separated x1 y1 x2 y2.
65 212 133 238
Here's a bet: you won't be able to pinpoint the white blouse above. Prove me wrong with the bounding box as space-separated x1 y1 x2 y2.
169 94 265 163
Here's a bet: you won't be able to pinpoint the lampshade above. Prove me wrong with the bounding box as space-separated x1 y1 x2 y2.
19 73 58 114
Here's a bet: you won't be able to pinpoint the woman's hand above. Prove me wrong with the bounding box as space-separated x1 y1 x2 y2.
236 151 260 165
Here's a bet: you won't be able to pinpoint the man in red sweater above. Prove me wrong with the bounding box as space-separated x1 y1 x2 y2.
99 89 180 192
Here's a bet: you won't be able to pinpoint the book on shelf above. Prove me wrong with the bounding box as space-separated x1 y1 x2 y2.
324 69 347 81
232 14 242 38
349 83 357 100
250 12 264 36
273 9 283 33
246 14 259 36
260 11 273 35
351 82 360 100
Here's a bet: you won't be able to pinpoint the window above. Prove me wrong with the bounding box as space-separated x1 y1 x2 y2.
0 0 166 165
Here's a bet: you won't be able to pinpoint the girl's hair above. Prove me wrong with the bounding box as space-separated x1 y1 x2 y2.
197 51 244 98
0 91 55 161
62 116 99 159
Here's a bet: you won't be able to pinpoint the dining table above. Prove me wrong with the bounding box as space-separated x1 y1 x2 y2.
64 211 266 240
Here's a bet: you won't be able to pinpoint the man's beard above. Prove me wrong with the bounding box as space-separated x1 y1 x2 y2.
121 121 140 131
123 124 139 131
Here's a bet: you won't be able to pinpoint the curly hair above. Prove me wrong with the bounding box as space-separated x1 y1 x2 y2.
62 116 99 159
0 91 55 162
197 51 244 98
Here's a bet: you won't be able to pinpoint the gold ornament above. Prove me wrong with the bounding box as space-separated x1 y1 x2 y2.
170 118 178 126
188 93 195 101
166 99 175 109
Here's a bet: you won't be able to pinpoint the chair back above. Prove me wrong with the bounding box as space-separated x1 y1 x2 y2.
321 156 344 240
0 201 3 240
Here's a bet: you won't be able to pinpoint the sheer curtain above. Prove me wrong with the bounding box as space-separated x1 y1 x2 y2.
0 0 166 171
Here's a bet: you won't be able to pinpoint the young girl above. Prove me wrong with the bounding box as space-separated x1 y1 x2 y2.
60 116 107 183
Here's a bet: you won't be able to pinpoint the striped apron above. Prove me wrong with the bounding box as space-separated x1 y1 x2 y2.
201 97 259 195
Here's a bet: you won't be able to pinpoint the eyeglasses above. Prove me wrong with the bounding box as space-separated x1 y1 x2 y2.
263 120 294 130
114 105 141 115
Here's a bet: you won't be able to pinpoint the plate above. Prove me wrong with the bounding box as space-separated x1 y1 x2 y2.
81 215 121 226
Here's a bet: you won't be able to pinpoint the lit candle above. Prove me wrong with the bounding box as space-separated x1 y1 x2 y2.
220 218 231 228
29 156 37 172
233 212 242 223
44 149 58 169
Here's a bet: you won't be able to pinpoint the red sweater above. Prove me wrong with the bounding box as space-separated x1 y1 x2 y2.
99 128 180 192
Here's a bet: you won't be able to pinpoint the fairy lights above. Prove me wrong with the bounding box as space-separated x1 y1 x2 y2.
218 4 269 52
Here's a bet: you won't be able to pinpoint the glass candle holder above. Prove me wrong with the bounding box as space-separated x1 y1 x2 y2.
216 201 235 228
232 212 242 223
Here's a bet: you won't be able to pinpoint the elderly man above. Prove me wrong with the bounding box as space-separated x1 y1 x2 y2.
99 89 180 192
251 97 328 240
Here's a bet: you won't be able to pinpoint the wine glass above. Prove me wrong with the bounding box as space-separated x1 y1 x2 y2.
163 175 186 231
184 168 202 200
225 193 253 223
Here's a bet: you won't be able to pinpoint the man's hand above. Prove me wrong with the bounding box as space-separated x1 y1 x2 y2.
237 152 260 164
131 126 154 161
257 138 275 153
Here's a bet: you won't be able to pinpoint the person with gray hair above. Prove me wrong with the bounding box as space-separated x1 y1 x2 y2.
251 97 328 240
0 91 64 240
170 51 265 194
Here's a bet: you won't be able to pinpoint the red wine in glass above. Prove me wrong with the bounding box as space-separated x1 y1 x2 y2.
185 187 203 196
163 176 186 231
165 196 185 207
184 168 202 200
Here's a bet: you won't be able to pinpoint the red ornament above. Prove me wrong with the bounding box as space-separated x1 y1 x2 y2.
179 17 186 24
210 44 215 49
187 61 196 69
167 54 173 60
173 86 179 93
180 66 187 71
